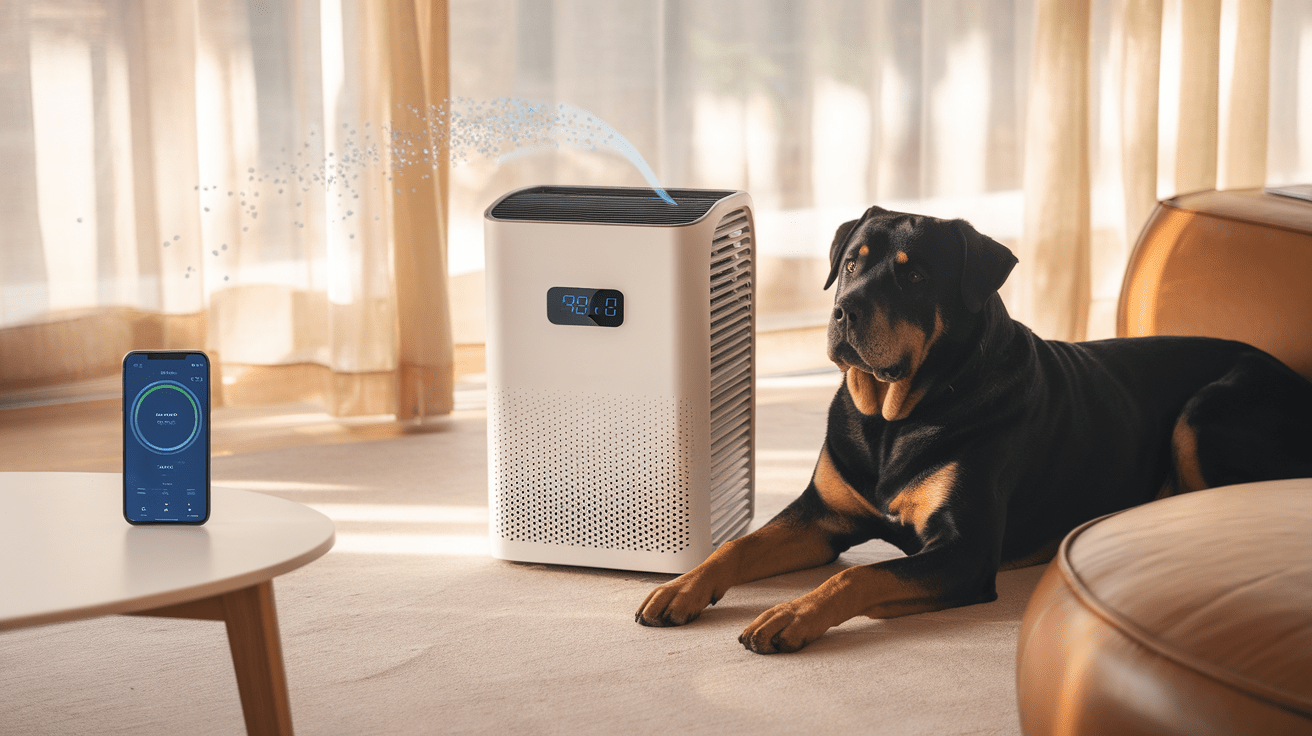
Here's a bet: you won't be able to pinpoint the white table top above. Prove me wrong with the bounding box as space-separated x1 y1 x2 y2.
0 472 335 631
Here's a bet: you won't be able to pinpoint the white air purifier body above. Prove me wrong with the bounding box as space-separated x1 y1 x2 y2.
484 185 755 574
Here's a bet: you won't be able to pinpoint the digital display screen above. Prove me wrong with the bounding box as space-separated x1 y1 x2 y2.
547 287 624 327
123 352 209 523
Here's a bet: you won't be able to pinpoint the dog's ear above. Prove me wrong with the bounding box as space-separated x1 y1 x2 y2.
824 207 887 290
824 219 860 290
956 220 1017 313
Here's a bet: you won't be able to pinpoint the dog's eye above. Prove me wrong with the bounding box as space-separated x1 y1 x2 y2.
845 261 856 274
906 270 925 284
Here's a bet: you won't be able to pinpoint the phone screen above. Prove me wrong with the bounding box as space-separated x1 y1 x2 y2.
122 351 210 524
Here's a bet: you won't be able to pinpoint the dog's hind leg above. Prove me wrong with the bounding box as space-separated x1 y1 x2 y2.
1173 353 1312 491
1167 415 1209 495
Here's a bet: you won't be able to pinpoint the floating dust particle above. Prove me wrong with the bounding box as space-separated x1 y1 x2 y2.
181 98 671 237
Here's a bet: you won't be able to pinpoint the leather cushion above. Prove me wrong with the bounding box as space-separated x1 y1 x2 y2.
1016 479 1312 735
1119 189 1312 381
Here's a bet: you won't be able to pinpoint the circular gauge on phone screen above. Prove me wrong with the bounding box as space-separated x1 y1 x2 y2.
128 380 203 455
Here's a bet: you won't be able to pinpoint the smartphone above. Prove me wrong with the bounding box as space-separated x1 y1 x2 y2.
122 351 211 524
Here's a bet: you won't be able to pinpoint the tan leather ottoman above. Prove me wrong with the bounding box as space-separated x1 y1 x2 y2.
1118 187 1312 381
1016 479 1312 735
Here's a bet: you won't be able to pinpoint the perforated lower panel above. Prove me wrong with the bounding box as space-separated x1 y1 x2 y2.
490 388 694 553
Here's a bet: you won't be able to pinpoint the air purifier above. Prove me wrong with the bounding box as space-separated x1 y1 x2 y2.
484 185 755 574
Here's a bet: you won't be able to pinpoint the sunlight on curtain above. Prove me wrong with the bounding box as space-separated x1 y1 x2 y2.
447 0 1035 342
28 25 98 314
7 0 1312 399
0 0 453 416
1269 0 1312 186
446 0 1312 346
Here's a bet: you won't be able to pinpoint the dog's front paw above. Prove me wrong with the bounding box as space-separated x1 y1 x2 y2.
635 572 720 627
738 599 831 654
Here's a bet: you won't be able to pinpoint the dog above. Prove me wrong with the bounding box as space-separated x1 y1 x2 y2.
635 206 1312 654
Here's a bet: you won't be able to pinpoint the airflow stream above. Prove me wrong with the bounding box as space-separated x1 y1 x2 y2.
484 185 756 574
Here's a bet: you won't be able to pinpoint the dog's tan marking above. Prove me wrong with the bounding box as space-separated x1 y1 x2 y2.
861 310 945 421
739 561 953 653
845 367 882 416
843 565 944 620
895 251 908 264
637 519 841 628
814 446 881 519
859 244 869 256
1172 418 1208 493
877 379 923 422
888 462 957 535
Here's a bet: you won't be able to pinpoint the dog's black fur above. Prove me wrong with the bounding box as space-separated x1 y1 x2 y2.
636 207 1312 654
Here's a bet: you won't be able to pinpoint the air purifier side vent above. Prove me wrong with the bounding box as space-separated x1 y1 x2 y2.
490 388 694 553
707 208 753 546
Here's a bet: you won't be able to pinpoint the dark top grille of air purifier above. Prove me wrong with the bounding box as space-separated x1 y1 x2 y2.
487 186 737 226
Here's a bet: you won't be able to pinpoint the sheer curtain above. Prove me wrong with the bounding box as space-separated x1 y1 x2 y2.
447 0 1035 341
5 0 1312 408
1021 0 1277 342
447 0 1312 347
0 0 453 417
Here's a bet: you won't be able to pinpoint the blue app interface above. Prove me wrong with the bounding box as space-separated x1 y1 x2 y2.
124 354 209 522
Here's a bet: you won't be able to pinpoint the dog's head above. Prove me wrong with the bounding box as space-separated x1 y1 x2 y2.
824 207 1017 420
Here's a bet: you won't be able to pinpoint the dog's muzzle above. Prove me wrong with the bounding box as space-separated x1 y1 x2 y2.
829 306 908 382
827 307 867 370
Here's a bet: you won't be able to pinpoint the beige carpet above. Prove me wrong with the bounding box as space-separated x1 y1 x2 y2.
0 371 1042 735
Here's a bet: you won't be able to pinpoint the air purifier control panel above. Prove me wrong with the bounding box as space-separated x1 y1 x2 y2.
546 286 624 327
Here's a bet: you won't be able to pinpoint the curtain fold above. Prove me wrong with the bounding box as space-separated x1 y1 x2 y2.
1119 0 1163 252
0 0 1300 390
390 0 455 419
1022 0 1273 341
1217 0 1271 190
1020 0 1092 342
1169 0 1222 195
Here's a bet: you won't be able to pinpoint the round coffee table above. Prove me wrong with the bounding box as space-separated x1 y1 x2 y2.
0 472 335 736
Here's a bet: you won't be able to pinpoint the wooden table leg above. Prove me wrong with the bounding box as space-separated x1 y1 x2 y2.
221 581 295 736
128 580 295 735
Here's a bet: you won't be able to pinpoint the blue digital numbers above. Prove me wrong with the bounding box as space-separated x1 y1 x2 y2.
547 287 624 327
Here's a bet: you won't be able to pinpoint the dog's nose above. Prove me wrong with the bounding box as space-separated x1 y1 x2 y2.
833 306 845 322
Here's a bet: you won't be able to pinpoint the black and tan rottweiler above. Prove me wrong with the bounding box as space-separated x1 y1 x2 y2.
636 206 1312 654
